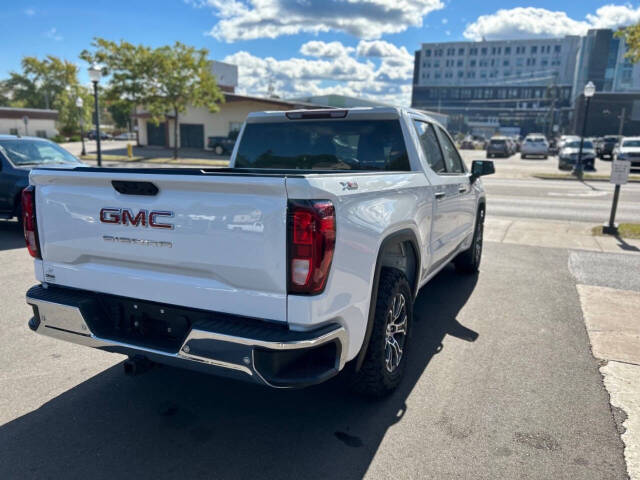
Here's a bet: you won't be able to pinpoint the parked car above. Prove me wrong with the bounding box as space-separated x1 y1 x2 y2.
558 139 596 171
460 136 475 149
0 135 84 221
487 136 511 158
113 132 136 141
23 107 494 396
521 135 549 159
207 135 236 155
614 137 640 168
87 130 112 140
597 135 622 160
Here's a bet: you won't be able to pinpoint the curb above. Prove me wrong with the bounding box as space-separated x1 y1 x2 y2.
533 174 640 183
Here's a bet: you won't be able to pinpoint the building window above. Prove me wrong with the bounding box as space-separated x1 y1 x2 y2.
516 46 525 54
503 59 510 66
531 46 537 54
425 73 430 79
425 49 431 57
451 89 460 99
554 45 561 53
9 128 18 135
474 89 483 99
479 59 488 67
457 71 464 78
505 46 511 55
541 58 548 66
509 88 518 98
435 49 443 57
481 47 487 55
458 47 465 55
489 70 497 78
467 71 476 78
551 58 561 66
480 71 487 78
470 59 476 67
534 89 542 98
504 70 511 77
447 48 455 56
445 71 453 78
470 48 478 55
497 89 507 99
434 60 440 68
516 58 524 67
435 72 441 79
457 59 463 67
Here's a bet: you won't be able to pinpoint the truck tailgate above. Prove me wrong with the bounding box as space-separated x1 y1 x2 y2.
30 169 288 322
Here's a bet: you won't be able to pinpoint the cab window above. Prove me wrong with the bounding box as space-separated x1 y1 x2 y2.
436 127 465 174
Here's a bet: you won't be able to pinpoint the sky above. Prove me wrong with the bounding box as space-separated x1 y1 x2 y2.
1 1 640 106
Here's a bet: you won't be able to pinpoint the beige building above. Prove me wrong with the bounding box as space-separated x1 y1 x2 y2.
0 107 58 138
134 93 320 150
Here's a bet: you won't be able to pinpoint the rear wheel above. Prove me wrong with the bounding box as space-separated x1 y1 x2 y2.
214 145 224 155
454 207 485 274
350 269 412 397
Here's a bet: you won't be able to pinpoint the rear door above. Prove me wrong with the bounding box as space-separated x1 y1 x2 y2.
31 169 289 322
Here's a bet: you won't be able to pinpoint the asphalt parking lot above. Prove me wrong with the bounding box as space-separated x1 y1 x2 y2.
0 219 627 479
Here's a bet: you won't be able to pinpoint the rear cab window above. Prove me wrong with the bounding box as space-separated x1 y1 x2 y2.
234 119 410 171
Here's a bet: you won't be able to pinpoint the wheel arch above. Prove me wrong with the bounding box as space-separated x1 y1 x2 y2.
354 228 421 371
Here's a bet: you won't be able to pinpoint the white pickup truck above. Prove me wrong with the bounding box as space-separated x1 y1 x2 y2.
23 107 493 396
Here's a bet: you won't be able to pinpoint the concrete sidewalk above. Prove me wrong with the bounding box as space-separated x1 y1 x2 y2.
486 215 640 254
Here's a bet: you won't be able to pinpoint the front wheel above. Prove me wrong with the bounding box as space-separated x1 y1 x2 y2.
350 269 412 397
214 145 224 155
454 208 485 274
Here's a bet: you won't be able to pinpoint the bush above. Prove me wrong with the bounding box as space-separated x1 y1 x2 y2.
51 135 67 143
68 135 81 142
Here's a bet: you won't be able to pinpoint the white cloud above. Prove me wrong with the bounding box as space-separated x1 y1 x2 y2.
587 4 640 29
24 7 35 16
441 18 448 24
463 8 589 40
44 28 63 41
223 42 414 107
463 4 640 41
203 0 444 42
356 40 413 60
300 41 354 58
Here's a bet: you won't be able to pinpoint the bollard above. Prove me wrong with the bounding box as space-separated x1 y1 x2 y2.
127 143 133 159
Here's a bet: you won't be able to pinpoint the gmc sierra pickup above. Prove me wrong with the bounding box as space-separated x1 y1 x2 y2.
23 107 493 396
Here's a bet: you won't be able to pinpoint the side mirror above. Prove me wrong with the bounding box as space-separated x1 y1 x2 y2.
471 160 495 182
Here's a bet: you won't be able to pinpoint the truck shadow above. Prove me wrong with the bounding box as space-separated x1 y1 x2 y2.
0 219 25 252
0 265 478 479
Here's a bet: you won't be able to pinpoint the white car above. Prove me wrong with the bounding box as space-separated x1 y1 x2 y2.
23 107 494 396
614 137 640 168
113 132 136 140
521 136 549 159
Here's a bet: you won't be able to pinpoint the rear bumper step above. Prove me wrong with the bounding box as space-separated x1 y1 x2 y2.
26 285 347 388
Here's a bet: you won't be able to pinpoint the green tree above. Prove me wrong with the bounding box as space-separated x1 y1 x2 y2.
4 56 92 135
81 38 153 144
616 24 640 63
146 42 224 159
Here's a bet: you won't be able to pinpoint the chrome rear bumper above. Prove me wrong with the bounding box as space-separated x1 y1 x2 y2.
26 285 347 388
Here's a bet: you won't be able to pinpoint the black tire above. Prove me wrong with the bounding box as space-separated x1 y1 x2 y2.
521 154 527 159
454 207 485 274
350 269 412 397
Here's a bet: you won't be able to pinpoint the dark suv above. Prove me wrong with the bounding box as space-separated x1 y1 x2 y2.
598 135 621 160
487 137 511 158
0 136 83 221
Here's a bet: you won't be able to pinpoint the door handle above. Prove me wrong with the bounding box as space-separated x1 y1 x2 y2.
435 192 446 200
458 186 467 193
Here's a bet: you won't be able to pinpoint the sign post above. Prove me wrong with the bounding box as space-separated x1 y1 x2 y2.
22 116 29 136
603 160 631 235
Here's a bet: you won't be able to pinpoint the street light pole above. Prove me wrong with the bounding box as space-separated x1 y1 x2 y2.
88 63 102 167
573 81 595 181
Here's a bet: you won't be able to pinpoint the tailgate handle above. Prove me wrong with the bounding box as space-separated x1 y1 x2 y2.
112 180 159 196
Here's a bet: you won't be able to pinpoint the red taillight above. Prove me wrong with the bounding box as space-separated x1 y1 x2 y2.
21 186 40 258
288 200 335 294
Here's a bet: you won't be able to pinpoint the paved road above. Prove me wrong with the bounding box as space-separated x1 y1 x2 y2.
0 221 626 479
483 177 640 223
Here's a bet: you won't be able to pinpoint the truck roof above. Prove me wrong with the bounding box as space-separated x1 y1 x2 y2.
246 106 442 126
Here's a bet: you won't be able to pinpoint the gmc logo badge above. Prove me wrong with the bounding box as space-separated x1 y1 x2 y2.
99 208 174 229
